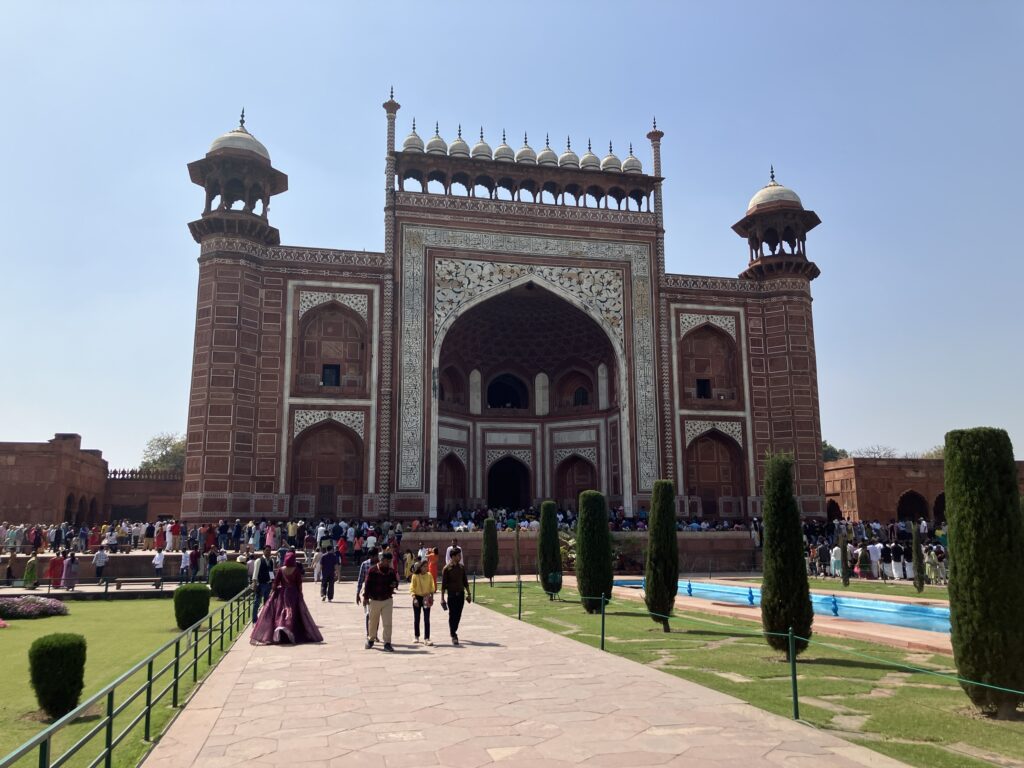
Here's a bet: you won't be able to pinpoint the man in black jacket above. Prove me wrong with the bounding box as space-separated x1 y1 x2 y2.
440 547 472 645
363 552 398 651
252 546 274 623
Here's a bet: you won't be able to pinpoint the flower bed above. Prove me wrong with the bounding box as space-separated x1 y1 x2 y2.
0 596 69 620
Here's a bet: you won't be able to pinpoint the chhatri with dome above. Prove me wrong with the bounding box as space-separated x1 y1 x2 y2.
180 92 825 523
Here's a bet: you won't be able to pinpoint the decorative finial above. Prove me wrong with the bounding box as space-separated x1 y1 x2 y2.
502 129 507 143
412 117 416 131
545 133 550 148
434 121 440 136
389 85 394 99
588 139 592 152
770 164 776 183
457 124 462 139
609 141 614 154
524 132 528 145
480 126 484 141
566 136 571 150
239 108 245 129
653 116 657 130
629 142 634 156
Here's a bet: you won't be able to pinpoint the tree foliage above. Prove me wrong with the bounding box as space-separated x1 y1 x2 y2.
840 530 851 586
759 453 813 658
822 440 849 462
851 444 897 459
29 633 87 718
920 444 945 459
945 427 1024 718
482 518 499 585
140 432 186 472
209 561 248 600
644 480 678 631
575 490 613 614
537 501 562 598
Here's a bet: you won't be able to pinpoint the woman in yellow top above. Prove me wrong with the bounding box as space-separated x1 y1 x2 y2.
409 559 435 645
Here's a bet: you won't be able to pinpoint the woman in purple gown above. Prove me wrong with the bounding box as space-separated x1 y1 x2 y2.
251 552 323 645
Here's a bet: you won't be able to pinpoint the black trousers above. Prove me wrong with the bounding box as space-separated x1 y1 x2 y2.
413 595 431 639
321 578 334 600
448 591 465 637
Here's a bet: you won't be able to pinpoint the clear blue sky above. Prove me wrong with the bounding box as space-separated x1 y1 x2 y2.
1 1 1021 466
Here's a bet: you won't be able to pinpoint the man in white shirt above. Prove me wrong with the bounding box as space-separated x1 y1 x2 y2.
366 533 378 551
867 540 882 578
445 538 458 565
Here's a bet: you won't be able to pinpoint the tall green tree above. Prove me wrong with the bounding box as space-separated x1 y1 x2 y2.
575 490 613 614
945 427 1024 719
759 453 814 658
644 480 678 631
140 432 186 472
822 440 849 463
537 501 562 599
839 530 851 586
911 523 925 594
482 518 499 585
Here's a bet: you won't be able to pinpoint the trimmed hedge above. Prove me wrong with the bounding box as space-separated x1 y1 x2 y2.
29 633 86 718
576 490 613 614
482 518 499 585
209 561 248 600
174 584 211 630
759 453 813 659
644 480 678 631
537 501 562 598
945 427 1024 718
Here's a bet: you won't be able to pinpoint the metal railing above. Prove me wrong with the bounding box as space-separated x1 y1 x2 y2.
0 588 253 768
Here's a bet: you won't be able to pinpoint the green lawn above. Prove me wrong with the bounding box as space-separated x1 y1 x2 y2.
475 582 1021 768
0 597 245 768
725 576 949 602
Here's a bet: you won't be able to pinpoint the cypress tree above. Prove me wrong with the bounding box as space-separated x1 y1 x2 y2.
644 480 679 631
759 453 814 658
911 523 925 594
840 530 851 586
945 427 1024 719
482 517 499 586
576 490 613 614
537 501 562 599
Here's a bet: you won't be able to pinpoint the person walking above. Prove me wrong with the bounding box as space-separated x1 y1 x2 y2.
355 547 379 638
409 559 435 645
93 545 109 582
440 546 471 646
152 548 165 581
363 552 398 652
251 546 275 623
319 546 339 602
62 551 79 590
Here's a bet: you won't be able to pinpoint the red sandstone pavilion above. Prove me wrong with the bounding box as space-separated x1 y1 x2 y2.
1 93 829 524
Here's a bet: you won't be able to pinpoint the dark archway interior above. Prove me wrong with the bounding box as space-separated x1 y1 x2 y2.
826 499 842 521
933 492 946 524
487 457 530 510
487 373 529 409
896 491 929 522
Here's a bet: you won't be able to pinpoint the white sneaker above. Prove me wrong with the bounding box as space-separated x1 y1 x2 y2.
424 639 433 646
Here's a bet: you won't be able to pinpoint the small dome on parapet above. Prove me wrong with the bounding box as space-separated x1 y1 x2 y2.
600 142 621 172
471 128 492 160
515 133 537 164
209 109 270 161
494 130 515 162
580 139 600 170
402 119 424 152
449 125 470 158
558 137 580 168
621 143 643 174
746 166 803 214
537 135 558 167
425 123 448 155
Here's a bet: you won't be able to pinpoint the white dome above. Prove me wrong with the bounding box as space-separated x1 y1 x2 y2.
402 119 424 152
425 123 448 155
449 126 470 158
537 135 558 167
747 170 803 213
209 115 270 161
621 144 642 174
471 128 492 160
515 134 537 164
558 138 580 168
600 142 621 172
494 131 515 162
580 140 600 170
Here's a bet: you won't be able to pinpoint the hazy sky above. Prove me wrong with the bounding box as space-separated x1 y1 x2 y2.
1 1 1021 466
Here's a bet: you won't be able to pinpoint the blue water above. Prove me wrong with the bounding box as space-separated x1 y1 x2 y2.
614 579 951 634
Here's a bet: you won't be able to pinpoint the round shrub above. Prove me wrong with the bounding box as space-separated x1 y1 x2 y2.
0 596 69 620
174 584 211 630
29 633 86 718
209 561 248 600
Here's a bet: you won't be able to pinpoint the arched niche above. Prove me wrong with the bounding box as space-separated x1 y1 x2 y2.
486 373 530 411
297 303 368 396
554 369 594 413
897 490 929 523
487 456 530 510
684 430 746 519
556 454 597 511
437 453 467 514
680 324 740 405
290 422 364 518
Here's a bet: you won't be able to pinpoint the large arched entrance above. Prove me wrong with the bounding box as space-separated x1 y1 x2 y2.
556 455 596 511
487 457 530 510
291 423 363 518
896 490 929 522
685 431 746 519
437 453 467 514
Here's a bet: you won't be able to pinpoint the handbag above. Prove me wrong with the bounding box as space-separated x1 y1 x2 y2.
423 593 434 608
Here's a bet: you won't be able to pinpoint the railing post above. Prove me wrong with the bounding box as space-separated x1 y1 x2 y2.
788 626 800 720
208 616 214 664
219 611 224 652
472 573 476 603
193 628 199 683
38 736 49 768
600 593 606 651
172 639 180 707
517 579 522 621
104 690 114 768
144 659 153 741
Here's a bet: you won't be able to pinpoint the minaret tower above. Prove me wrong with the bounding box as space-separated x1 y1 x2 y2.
187 111 288 245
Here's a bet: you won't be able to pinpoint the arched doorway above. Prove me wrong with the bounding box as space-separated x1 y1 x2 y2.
487 457 530 510
78 496 88 527
487 373 529 410
685 431 746 519
933 492 946 524
826 499 842 521
556 455 596 510
65 493 76 525
437 453 467 514
896 490 929 522
291 423 363 518
679 324 740 406
88 498 98 526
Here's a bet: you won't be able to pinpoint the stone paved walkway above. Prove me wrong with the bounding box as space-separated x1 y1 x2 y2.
143 589 909 768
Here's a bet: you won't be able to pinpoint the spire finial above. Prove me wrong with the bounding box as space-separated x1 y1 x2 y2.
524 131 528 145
434 121 440 136
545 133 550 147
457 124 462 139
566 136 571 150
412 117 416 131
588 138 592 152
239 108 245 129
609 141 613 154
653 116 657 130
629 142 634 156
502 129 507 143
480 126 484 141
389 85 394 99
770 164 776 183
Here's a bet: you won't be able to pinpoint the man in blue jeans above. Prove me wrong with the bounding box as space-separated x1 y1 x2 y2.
252 546 274 623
